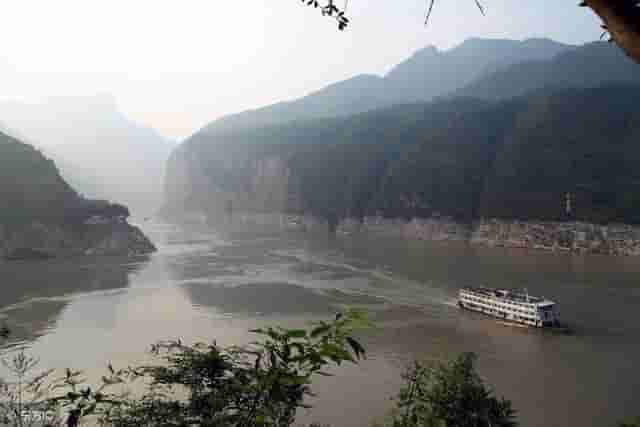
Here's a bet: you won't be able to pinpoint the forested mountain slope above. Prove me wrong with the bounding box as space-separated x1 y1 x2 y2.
456 41 640 100
164 85 640 226
0 131 79 223
0 131 156 258
165 38 640 228
0 122 107 200
0 94 174 213
384 37 569 102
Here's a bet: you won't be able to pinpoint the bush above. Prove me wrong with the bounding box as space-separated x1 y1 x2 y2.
389 353 517 427
0 350 60 427
40 311 368 427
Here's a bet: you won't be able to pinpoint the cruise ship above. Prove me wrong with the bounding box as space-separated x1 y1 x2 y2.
458 287 560 328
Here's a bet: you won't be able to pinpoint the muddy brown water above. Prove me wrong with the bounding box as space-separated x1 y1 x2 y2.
1 222 639 426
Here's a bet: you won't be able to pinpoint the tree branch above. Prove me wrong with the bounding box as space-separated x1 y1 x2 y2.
302 0 640 65
582 0 640 63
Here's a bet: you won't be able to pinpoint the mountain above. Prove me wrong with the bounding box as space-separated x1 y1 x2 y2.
0 121 106 200
384 37 570 102
456 41 640 100
0 131 155 259
204 74 388 135
0 94 175 214
164 84 640 227
0 131 78 223
164 37 640 233
201 38 571 135
200 40 638 140
42 150 107 200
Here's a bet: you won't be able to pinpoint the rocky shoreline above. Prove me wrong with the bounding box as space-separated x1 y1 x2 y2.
0 221 156 261
470 219 640 256
340 216 640 256
201 212 640 257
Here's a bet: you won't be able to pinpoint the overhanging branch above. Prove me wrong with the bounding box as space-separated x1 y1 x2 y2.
582 0 640 63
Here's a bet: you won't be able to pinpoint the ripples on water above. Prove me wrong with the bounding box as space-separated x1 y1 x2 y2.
1 221 639 427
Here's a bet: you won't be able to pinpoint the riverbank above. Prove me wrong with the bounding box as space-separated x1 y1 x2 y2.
346 217 640 256
195 212 640 256
471 219 640 256
0 220 156 260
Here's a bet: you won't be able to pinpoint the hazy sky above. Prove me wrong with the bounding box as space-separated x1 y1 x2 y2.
0 1 601 140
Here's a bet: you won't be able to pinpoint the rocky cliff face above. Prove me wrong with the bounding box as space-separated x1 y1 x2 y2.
336 217 640 256
213 212 640 256
0 221 156 260
162 136 296 221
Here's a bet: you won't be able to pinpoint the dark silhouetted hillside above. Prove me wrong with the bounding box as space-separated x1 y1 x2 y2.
165 85 640 226
456 42 640 100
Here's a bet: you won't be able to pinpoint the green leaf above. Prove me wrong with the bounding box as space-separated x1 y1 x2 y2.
285 329 308 339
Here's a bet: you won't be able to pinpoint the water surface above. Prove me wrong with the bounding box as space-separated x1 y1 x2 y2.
1 222 639 427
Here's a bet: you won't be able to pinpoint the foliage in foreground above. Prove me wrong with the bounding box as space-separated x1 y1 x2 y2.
2 314 635 427
101 311 367 427
299 0 640 65
620 418 640 427
0 311 368 427
389 353 516 427
0 351 58 427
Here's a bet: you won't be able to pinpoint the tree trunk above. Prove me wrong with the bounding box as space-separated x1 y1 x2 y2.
584 0 640 64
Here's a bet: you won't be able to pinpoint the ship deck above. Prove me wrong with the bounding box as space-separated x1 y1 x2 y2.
461 287 554 306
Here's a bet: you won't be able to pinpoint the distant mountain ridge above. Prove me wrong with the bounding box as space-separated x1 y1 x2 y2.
0 120 105 200
384 37 570 102
455 41 640 100
203 74 388 134
0 95 175 214
202 37 572 135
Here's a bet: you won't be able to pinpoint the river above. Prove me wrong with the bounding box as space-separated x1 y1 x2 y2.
1 221 639 427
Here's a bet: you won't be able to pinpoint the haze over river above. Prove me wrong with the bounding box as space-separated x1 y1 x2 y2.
1 222 639 427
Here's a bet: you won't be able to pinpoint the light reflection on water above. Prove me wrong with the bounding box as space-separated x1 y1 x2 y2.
0 222 639 427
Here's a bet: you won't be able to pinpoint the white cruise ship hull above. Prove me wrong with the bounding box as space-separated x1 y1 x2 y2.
458 300 542 328
457 287 564 330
